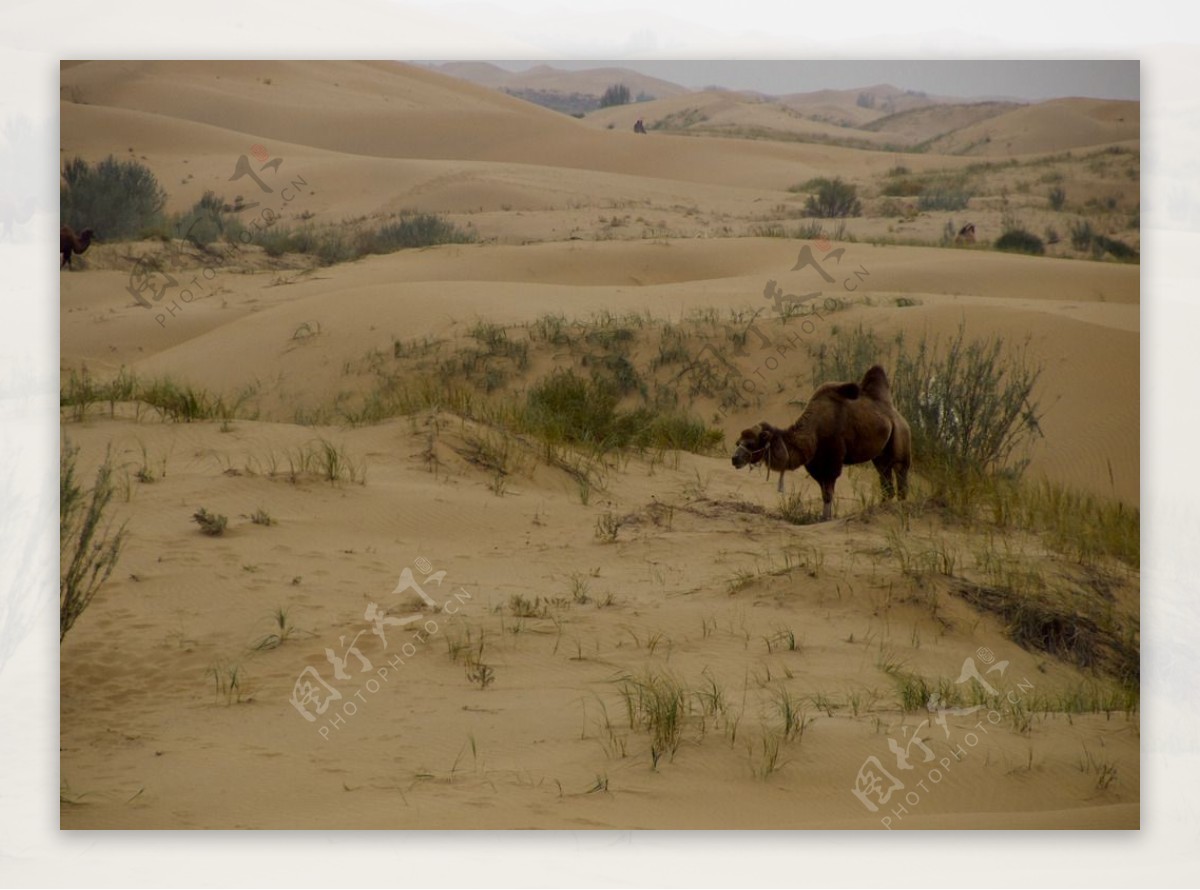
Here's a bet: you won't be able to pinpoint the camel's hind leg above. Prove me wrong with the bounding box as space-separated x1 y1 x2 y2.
872 456 896 501
895 460 909 501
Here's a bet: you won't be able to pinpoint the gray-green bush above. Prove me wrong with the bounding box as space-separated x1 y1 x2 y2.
994 228 1045 256
918 187 972 212
60 442 128 641
803 177 862 218
809 322 1044 477
60 155 167 239
522 370 720 455
257 213 474 263
174 191 246 247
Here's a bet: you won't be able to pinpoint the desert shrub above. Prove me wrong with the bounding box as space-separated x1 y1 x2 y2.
524 370 622 447
521 370 720 454
649 108 707 130
136 377 220 421
61 442 128 641
918 187 972 211
1068 221 1138 261
59 368 245 423
809 322 1043 477
60 155 167 238
1069 218 1095 251
315 229 355 265
794 220 825 239
192 507 228 536
366 214 475 252
994 228 1045 256
174 191 246 247
1048 186 1067 211
254 214 473 263
1092 234 1139 262
631 408 723 453
258 226 301 257
803 177 862 218
616 671 687 768
894 327 1043 476
808 326 1137 566
880 178 925 197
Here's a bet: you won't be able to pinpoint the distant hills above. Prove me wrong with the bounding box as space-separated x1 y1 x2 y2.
427 62 689 114
426 63 1138 155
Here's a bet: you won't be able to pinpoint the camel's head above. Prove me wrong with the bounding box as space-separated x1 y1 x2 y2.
78 228 94 247
731 423 775 470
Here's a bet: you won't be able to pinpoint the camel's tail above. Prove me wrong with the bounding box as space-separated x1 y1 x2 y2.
860 365 892 402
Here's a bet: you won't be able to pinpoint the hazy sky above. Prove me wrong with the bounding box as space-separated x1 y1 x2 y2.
486 60 1139 101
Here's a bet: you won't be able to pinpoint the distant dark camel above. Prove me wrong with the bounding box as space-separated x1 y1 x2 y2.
731 365 911 521
633 118 646 134
60 225 94 269
954 223 976 245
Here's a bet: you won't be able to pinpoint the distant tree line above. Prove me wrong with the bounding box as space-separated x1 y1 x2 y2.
600 84 631 108
502 88 601 116
500 84 654 116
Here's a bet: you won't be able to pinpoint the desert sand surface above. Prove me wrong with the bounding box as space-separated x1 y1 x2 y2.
60 60 1139 830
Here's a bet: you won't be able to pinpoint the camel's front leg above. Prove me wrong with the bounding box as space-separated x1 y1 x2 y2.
819 478 836 521
776 470 785 494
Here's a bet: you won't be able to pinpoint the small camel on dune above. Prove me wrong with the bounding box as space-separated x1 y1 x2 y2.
731 365 911 521
60 225 94 270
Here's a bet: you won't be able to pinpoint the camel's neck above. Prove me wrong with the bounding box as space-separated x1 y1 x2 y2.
781 421 816 468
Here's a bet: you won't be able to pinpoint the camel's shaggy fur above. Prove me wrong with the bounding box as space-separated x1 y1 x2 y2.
731 365 911 520
60 225 94 270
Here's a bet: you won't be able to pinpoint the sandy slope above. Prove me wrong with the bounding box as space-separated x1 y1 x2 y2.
59 60 1140 830
862 101 1020 144
59 415 1139 829
61 239 1140 503
61 61 890 190
585 88 1129 159
582 90 910 148
924 98 1140 156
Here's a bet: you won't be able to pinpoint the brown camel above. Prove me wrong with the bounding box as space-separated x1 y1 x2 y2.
60 225 94 269
731 365 911 521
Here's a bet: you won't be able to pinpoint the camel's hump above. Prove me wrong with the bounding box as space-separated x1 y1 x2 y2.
860 365 891 401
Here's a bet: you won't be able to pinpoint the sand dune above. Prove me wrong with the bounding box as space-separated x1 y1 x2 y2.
59 60 1140 830
59 413 1139 829
862 101 1020 143
924 98 1140 156
63 61 888 190
62 100 805 227
584 89 907 149
582 86 1134 158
